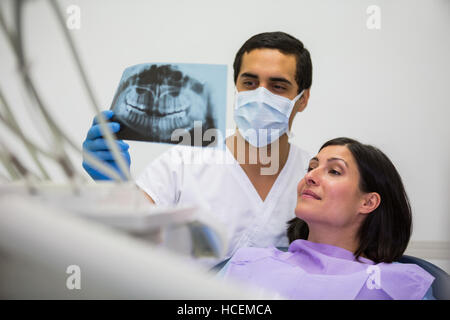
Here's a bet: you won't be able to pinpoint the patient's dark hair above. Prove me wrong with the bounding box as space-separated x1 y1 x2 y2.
233 31 312 93
287 137 412 263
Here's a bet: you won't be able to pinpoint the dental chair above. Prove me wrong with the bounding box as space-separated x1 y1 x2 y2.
212 249 450 300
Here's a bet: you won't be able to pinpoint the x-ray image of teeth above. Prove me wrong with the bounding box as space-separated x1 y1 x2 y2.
110 63 227 147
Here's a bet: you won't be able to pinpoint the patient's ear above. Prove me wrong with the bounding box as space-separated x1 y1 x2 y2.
359 192 381 215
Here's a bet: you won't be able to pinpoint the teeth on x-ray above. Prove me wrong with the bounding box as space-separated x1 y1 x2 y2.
111 64 218 144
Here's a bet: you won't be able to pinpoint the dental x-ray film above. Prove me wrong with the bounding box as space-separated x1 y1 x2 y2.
110 63 227 147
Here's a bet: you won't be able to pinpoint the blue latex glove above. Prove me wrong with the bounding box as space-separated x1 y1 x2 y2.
82 110 131 180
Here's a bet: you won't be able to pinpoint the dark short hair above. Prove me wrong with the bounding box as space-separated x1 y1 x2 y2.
287 137 412 263
233 31 313 93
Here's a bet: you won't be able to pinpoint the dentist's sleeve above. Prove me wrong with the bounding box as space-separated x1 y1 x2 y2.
135 146 186 206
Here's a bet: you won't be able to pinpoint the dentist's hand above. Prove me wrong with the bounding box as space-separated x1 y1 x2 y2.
82 110 131 180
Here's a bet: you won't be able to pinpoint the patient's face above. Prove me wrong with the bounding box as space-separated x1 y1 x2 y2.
295 145 365 228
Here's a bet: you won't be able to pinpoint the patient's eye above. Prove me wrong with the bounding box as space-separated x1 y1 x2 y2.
329 169 341 176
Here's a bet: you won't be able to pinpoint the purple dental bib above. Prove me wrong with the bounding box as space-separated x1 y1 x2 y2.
223 239 434 300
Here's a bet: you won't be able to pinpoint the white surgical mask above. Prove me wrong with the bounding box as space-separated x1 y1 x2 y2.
233 86 304 147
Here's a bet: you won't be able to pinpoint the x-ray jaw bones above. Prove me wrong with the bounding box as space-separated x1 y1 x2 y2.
111 64 218 145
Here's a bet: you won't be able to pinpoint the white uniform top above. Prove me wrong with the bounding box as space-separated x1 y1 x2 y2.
135 143 310 261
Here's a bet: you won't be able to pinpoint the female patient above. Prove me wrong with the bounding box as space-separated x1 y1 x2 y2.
221 137 434 299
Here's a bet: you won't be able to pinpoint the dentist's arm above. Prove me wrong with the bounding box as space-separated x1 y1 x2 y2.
142 191 155 204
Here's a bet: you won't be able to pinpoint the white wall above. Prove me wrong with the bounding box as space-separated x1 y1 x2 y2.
0 0 449 270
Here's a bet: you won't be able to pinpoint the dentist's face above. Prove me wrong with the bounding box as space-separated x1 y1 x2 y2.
295 145 365 228
235 48 308 128
236 48 299 99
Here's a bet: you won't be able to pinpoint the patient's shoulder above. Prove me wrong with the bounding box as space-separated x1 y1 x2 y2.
381 261 434 280
374 262 435 300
